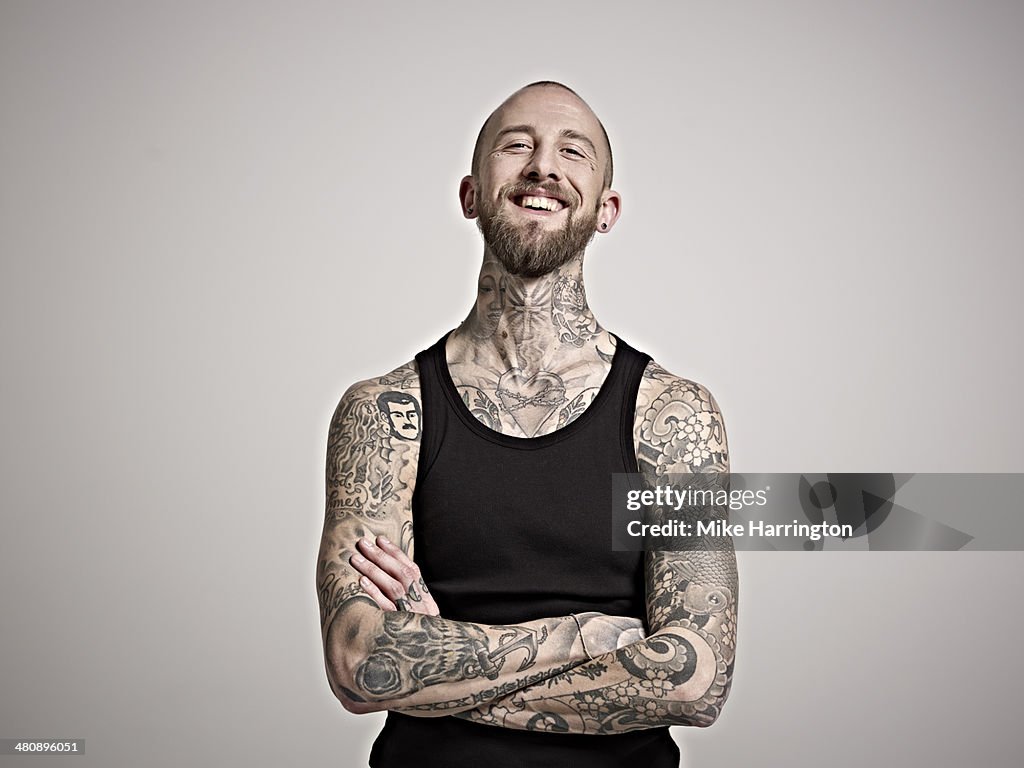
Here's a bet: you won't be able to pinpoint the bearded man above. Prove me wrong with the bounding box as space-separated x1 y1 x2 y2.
317 81 738 767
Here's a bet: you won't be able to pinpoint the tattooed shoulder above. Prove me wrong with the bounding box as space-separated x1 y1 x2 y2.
326 361 423 523
635 361 729 477
376 361 419 390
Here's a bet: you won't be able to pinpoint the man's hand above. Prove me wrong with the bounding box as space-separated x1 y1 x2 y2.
572 611 647 652
350 534 440 616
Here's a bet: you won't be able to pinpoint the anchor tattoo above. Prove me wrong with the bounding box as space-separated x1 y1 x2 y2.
476 625 549 679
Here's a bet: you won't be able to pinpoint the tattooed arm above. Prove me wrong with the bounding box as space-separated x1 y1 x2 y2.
318 363 645 717
456 364 738 732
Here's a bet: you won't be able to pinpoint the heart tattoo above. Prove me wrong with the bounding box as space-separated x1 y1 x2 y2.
496 369 567 437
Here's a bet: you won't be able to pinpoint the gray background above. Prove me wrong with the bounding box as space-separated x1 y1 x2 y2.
2 1 1022 766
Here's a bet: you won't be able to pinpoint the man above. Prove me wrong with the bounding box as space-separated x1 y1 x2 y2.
317 81 738 767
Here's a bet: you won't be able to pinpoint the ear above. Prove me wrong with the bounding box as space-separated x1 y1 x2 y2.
459 176 478 219
596 188 622 234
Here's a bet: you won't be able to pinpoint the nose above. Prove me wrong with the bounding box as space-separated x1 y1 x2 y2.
522 142 561 181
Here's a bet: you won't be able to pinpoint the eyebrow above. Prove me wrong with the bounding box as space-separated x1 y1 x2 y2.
493 125 599 158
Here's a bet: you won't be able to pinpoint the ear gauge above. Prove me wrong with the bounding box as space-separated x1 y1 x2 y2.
600 222 607 230
467 207 474 214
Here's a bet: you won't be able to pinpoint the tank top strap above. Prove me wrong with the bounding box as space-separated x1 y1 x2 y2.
607 335 652 473
413 336 450 483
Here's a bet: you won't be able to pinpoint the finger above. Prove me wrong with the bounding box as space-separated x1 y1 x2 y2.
616 628 646 648
375 535 415 566
357 575 397 612
357 536 415 586
350 552 407 605
356 536 411 585
403 575 441 616
366 535 443 616
375 537 441 616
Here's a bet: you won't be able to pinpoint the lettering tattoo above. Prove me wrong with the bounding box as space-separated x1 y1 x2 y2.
317 572 363 632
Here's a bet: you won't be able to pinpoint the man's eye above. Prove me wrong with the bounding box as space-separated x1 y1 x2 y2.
508 142 530 149
563 147 584 157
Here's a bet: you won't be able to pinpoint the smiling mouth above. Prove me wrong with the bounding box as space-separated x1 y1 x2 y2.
512 194 567 213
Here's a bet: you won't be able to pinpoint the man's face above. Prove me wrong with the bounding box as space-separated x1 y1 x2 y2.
472 86 611 278
385 402 420 440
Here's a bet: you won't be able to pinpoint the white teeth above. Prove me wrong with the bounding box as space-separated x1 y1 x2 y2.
521 196 563 212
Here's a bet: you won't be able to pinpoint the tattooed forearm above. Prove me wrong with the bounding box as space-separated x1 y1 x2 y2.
457 551 737 733
326 598 598 714
357 613 548 697
400 613 646 716
318 571 363 631
401 659 583 713
572 612 647 655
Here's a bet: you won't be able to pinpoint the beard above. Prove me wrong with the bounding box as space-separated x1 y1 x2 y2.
477 182 599 278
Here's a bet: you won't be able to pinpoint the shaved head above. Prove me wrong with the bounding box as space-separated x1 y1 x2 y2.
471 81 614 189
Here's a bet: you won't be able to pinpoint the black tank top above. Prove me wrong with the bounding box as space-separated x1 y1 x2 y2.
368 332 679 767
